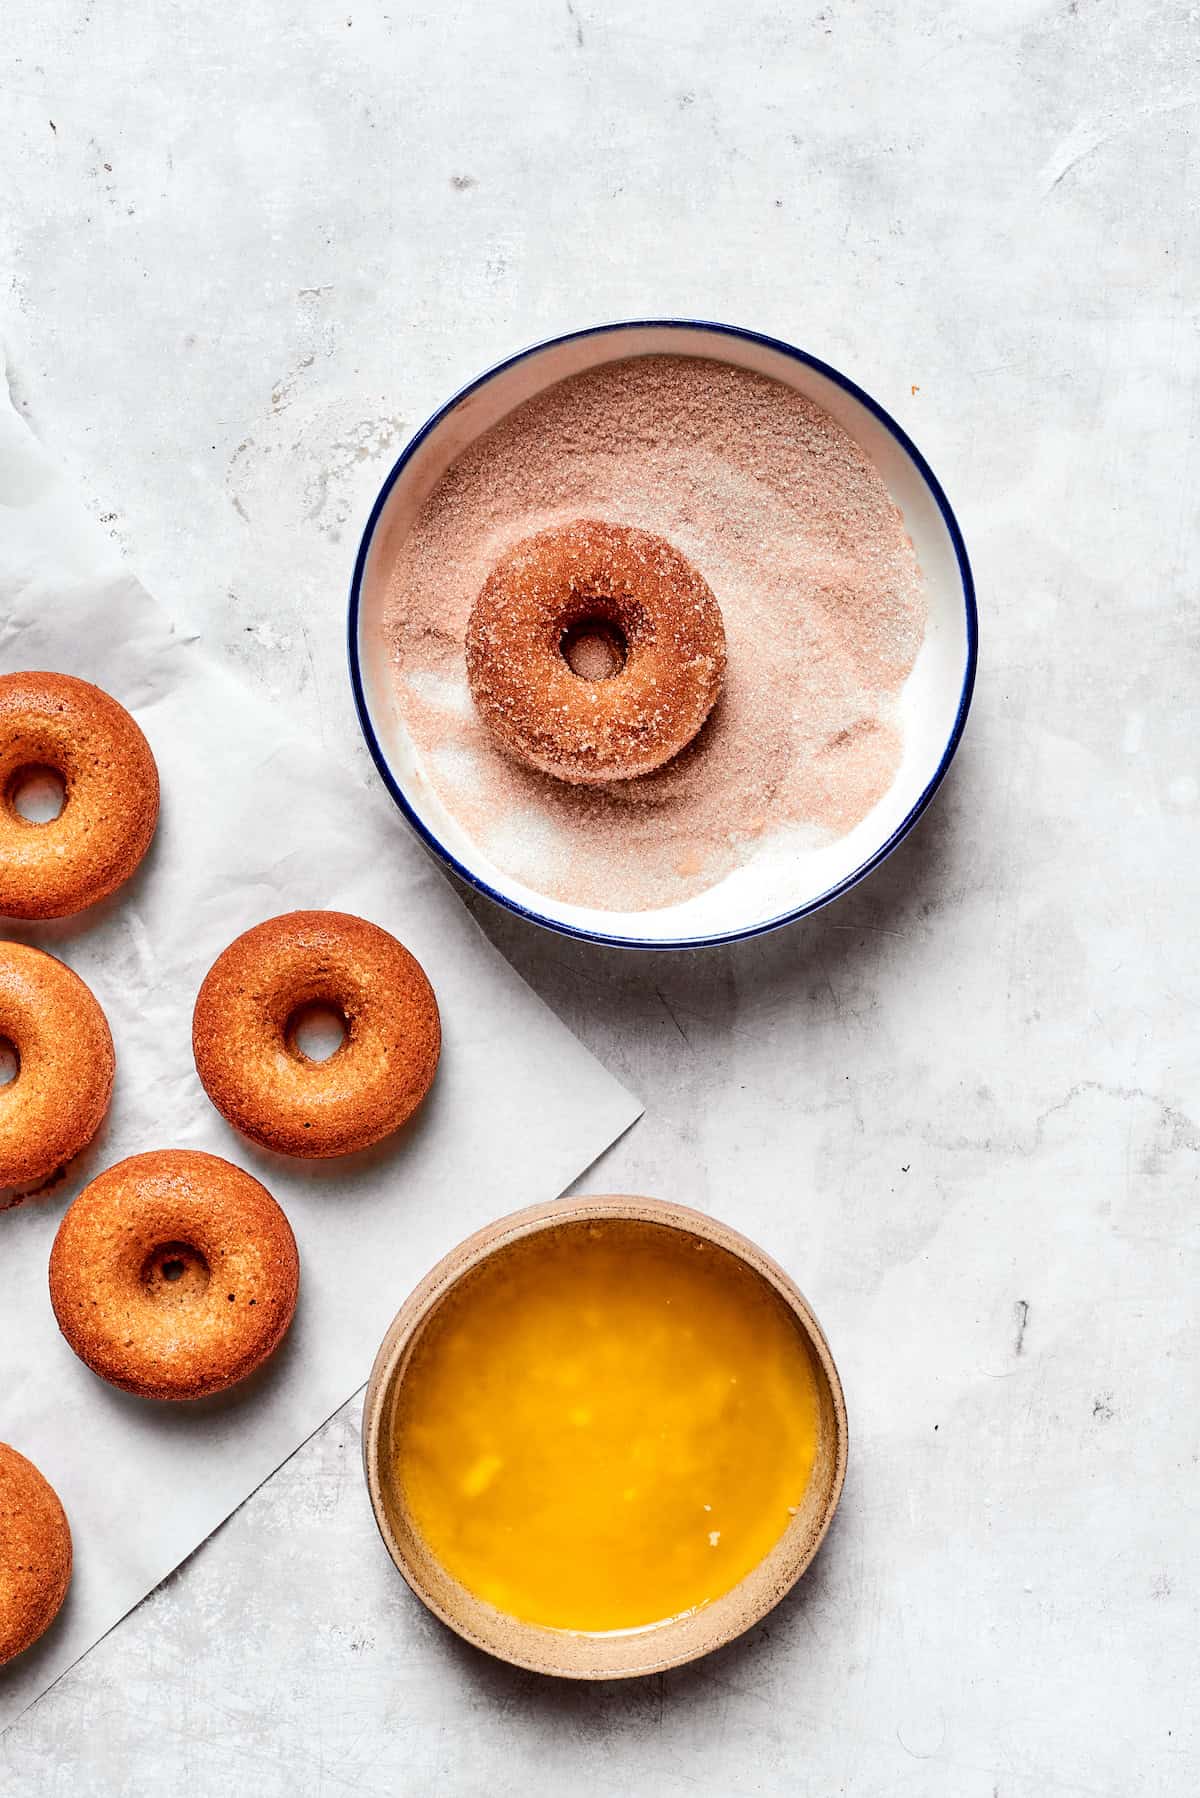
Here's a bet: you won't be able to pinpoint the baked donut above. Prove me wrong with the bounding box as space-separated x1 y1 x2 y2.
49 1150 299 1401
0 942 114 1190
0 671 159 919
465 519 727 784
192 911 440 1158
0 1444 72 1666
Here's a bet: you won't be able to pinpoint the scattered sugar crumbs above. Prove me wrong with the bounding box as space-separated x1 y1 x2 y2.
382 355 927 912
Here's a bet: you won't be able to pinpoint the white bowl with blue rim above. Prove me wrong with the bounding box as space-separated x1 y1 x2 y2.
349 321 977 950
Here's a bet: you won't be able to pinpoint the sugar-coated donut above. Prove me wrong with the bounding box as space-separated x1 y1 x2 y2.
0 1443 72 1667
49 1150 300 1401
0 943 114 1190
465 519 727 784
192 911 440 1158
0 671 159 919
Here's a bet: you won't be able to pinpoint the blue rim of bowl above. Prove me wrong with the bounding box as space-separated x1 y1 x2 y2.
348 318 978 951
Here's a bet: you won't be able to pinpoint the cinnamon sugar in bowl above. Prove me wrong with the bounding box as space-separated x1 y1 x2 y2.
350 321 976 948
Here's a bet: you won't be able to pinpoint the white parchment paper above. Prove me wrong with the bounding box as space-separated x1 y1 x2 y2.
0 380 641 1733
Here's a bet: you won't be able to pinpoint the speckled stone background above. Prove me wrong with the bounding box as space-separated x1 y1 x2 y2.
2 3 1198 1793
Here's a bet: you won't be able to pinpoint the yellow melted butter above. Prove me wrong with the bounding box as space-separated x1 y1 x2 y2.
394 1220 822 1632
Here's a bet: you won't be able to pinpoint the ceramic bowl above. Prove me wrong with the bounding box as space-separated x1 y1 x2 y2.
349 319 977 949
361 1194 848 1680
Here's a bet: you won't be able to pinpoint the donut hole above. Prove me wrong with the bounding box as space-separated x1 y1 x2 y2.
0 1036 18 1086
142 1241 210 1301
286 1000 348 1063
560 617 628 682
6 764 67 824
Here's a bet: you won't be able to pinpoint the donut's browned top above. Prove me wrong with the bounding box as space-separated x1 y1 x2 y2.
49 1149 300 1401
192 910 441 1158
0 671 159 919
0 942 114 1190
465 520 727 785
0 1443 72 1667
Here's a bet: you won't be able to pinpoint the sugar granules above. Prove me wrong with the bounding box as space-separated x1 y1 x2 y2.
382 355 927 912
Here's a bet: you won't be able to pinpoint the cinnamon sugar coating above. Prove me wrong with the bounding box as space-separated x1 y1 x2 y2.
466 519 726 785
383 355 928 912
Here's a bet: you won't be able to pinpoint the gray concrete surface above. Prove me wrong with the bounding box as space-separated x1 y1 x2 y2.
2 2 1198 1792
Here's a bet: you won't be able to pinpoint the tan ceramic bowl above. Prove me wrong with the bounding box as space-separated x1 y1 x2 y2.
362 1195 848 1679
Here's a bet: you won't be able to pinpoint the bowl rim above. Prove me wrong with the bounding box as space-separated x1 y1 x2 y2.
361 1192 849 1680
347 317 978 950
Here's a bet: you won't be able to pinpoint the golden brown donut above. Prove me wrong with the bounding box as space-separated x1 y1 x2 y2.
0 942 114 1190
192 911 440 1158
0 1444 72 1666
465 519 727 784
49 1150 300 1401
0 671 159 919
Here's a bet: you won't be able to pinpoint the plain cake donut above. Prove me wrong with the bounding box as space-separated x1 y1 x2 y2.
0 671 159 919
465 519 727 784
0 1444 72 1666
192 910 441 1158
0 942 114 1191
49 1150 300 1401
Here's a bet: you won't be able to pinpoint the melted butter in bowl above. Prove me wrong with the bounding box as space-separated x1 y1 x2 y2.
364 1198 847 1677
394 1219 822 1632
